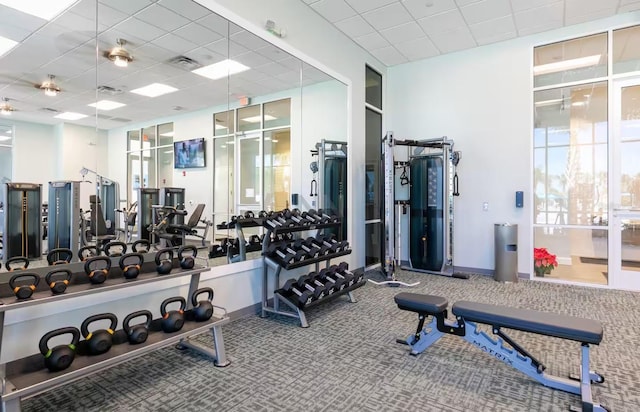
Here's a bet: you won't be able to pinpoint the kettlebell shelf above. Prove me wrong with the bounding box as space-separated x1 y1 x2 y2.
0 265 230 412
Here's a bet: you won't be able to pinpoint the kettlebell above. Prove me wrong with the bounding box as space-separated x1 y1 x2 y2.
46 248 73 265
104 241 127 257
84 256 111 284
78 245 98 262
155 248 174 275
191 287 214 322
132 239 151 253
45 268 73 295
119 253 144 280
122 310 153 345
160 296 186 333
39 327 80 372
9 273 40 299
6 256 29 271
177 245 197 270
80 313 118 355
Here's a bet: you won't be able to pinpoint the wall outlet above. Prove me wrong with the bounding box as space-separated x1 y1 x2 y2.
482 202 489 211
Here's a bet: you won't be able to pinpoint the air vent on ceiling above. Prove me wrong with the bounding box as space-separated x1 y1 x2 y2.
167 55 201 71
109 117 132 123
97 85 124 95
172 106 185 111
97 114 112 120
40 107 59 113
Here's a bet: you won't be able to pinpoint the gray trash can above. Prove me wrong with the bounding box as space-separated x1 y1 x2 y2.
494 223 518 282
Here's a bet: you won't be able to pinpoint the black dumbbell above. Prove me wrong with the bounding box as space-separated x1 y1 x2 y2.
292 238 321 258
301 272 336 296
316 268 347 291
283 209 310 226
320 234 349 252
264 216 282 229
326 264 355 287
312 235 340 254
301 210 322 223
266 243 304 264
317 209 340 223
336 262 364 284
292 274 327 300
307 209 330 224
279 279 315 306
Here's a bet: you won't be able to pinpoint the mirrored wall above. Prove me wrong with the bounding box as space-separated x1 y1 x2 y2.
0 0 347 269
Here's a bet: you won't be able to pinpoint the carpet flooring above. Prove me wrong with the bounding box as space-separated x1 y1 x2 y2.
22 270 640 411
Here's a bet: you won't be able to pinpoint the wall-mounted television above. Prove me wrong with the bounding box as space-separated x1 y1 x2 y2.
174 138 206 169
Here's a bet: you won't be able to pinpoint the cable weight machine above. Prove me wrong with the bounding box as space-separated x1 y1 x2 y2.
373 131 466 286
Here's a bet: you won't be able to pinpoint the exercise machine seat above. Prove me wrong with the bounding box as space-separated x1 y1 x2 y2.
452 300 603 345
394 293 448 315
167 203 205 234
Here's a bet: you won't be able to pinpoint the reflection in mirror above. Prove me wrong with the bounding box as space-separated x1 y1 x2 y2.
0 0 348 271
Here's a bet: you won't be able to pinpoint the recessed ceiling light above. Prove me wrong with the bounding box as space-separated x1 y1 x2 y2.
54 112 89 120
159 131 175 137
242 114 276 123
88 100 126 111
192 59 250 80
571 101 586 107
0 135 11 141
130 83 178 98
0 35 17 58
533 55 601 76
0 0 77 20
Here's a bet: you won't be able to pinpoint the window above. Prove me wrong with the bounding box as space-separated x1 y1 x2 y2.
365 65 383 267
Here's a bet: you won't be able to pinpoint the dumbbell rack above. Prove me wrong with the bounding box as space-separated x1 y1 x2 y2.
0 260 230 412
260 218 357 328
216 218 263 263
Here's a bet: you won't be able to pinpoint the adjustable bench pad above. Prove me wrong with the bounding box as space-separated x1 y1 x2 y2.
394 293 448 315
452 300 603 345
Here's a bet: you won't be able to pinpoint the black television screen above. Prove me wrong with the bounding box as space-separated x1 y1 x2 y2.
174 138 206 169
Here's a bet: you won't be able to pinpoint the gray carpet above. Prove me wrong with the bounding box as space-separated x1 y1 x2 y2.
22 271 640 411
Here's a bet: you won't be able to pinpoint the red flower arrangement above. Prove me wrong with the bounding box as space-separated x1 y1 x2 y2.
533 247 558 277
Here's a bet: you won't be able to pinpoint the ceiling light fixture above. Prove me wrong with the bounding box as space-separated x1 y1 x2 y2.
0 98 14 115
533 55 601 76
130 83 178 97
39 74 61 97
54 112 89 120
88 100 126 111
192 59 250 80
242 114 276 123
107 39 133 68
0 0 77 20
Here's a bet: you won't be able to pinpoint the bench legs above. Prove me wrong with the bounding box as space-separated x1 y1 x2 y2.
398 316 444 355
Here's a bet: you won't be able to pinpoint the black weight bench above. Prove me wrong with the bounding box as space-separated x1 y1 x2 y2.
394 293 608 412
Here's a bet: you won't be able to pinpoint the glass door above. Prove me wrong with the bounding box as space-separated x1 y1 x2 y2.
610 78 640 290
236 132 262 213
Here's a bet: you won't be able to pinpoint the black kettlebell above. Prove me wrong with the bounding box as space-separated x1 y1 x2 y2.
123 310 153 345
80 313 118 355
119 253 144 280
155 248 174 275
6 256 29 271
39 327 80 372
160 296 186 333
104 241 127 257
131 239 151 253
177 245 197 270
191 287 214 322
9 273 40 299
78 245 98 262
84 256 111 284
46 248 73 265
45 268 73 295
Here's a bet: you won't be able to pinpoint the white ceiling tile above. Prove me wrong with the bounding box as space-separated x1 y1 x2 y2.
310 0 357 23
174 22 222 47
469 15 517 45
380 21 425 44
151 33 198 55
0 5 47 33
514 3 563 33
196 13 229 36
115 17 165 42
157 0 212 21
229 41 249 58
334 15 375 38
344 0 396 13
354 31 391 50
132 43 175 61
362 3 414 30
455 0 482 5
0 20 32 42
418 9 466 35
621 0 640 4
510 0 560 13
231 30 269 51
52 11 98 34
234 51 273 69
566 0 616 17
96 4 129 29
99 0 153 16
257 62 288 76
135 4 190 32
566 8 617 26
279 56 304 70
100 28 146 49
618 2 640 13
460 0 512 25
369 45 408 66
395 36 440 61
429 26 476 53
402 0 457 20
255 44 291 62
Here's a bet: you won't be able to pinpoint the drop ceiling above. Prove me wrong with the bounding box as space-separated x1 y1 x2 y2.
301 0 640 66
0 0 333 130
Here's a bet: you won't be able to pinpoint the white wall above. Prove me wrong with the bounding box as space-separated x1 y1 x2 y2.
387 12 640 275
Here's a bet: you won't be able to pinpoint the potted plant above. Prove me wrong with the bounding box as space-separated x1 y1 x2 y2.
533 247 558 277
